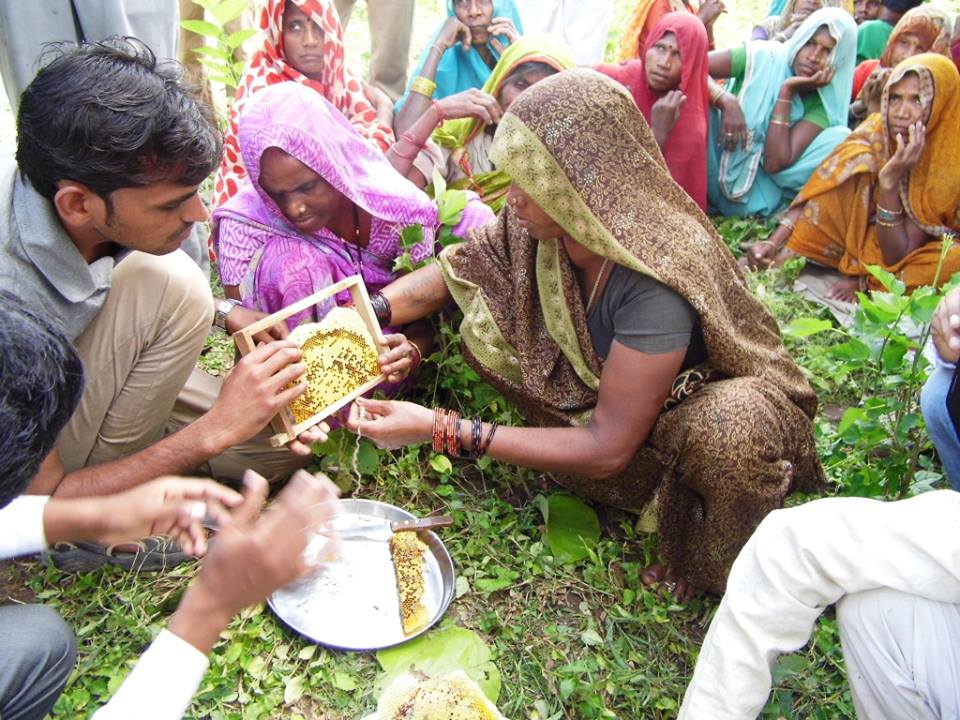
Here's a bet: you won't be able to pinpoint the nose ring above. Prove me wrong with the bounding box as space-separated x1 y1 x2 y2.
297 205 307 216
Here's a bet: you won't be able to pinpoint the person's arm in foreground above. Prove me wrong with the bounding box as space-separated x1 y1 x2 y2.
0 477 244 562
29 340 327 498
678 491 960 719
379 262 454 325
350 336 686 479
92 469 340 720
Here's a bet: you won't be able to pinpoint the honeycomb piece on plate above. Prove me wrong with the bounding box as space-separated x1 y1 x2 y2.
388 531 429 636
286 306 381 424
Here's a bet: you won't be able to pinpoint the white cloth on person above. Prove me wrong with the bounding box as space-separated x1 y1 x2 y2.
679 490 960 719
513 0 613 65
1 496 209 719
838 587 960 719
0 495 49 559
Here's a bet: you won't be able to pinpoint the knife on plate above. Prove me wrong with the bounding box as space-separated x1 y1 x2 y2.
331 515 454 542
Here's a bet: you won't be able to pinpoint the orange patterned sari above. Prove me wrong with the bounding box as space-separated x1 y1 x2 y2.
787 54 960 291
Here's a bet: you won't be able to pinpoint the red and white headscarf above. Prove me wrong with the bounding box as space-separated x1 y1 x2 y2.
212 0 395 208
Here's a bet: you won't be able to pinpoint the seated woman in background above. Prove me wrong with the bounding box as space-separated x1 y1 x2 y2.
598 12 710 211
708 8 857 217
745 54 960 301
849 6 951 122
394 0 523 123
855 0 925 63
212 83 494 337
752 0 844 42
213 0 393 210
390 35 575 210
617 0 724 58
349 70 824 600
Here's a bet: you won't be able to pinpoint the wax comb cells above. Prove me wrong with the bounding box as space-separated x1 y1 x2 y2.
287 306 381 423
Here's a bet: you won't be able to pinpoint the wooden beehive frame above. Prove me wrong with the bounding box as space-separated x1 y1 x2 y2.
231 275 388 448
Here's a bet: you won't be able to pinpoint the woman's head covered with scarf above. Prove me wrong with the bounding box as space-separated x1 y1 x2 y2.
213 0 394 209
433 33 575 151
236 82 438 245
637 12 710 210
436 69 817 422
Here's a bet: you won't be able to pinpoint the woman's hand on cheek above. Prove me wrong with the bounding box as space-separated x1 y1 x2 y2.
439 16 472 51
488 17 520 53
346 398 433 450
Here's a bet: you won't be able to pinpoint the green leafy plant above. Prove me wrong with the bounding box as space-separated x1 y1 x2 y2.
375 625 501 702
181 0 255 89
533 494 601 564
394 170 471 273
783 238 958 499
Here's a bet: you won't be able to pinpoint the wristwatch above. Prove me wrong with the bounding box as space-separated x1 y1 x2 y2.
214 298 241 331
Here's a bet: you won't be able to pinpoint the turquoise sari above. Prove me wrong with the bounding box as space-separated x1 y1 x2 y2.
707 7 857 217
767 0 789 17
396 0 524 111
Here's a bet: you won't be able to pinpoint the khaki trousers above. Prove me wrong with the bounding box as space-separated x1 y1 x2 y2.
60 249 308 483
333 0 415 100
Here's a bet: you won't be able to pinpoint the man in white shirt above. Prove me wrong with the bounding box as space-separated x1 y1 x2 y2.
0 290 340 719
679 288 960 719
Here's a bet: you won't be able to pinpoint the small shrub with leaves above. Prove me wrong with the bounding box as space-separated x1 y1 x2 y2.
181 0 255 89
782 238 957 499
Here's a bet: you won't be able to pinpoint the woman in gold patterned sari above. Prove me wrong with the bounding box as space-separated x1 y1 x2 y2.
348 70 823 597
745 53 960 301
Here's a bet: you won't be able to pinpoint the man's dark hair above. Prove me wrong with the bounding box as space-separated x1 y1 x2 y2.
16 37 223 203
0 291 84 508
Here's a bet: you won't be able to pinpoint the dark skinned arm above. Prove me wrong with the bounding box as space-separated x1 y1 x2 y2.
27 342 319 498
874 121 930 265
348 341 686 480
764 69 835 174
380 262 452 325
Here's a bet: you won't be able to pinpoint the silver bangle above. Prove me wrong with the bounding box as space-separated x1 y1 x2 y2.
214 298 241 331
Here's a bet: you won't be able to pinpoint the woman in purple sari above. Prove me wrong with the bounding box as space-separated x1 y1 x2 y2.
213 83 494 342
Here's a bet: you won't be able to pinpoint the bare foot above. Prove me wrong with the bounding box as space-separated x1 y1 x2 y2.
827 276 861 303
642 562 699 602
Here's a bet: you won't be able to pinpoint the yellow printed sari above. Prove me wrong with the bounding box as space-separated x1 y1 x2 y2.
788 54 960 291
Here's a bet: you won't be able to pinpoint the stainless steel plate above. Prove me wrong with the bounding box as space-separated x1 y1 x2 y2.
268 498 455 651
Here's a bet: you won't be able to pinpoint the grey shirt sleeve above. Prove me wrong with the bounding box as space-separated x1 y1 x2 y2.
587 264 698 359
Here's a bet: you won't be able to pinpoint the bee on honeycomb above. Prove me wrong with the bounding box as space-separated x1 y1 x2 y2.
286 306 381 423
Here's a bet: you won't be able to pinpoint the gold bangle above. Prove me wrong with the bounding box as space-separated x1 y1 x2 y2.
710 85 729 105
769 118 790 126
778 216 796 232
411 76 436 98
875 218 903 228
